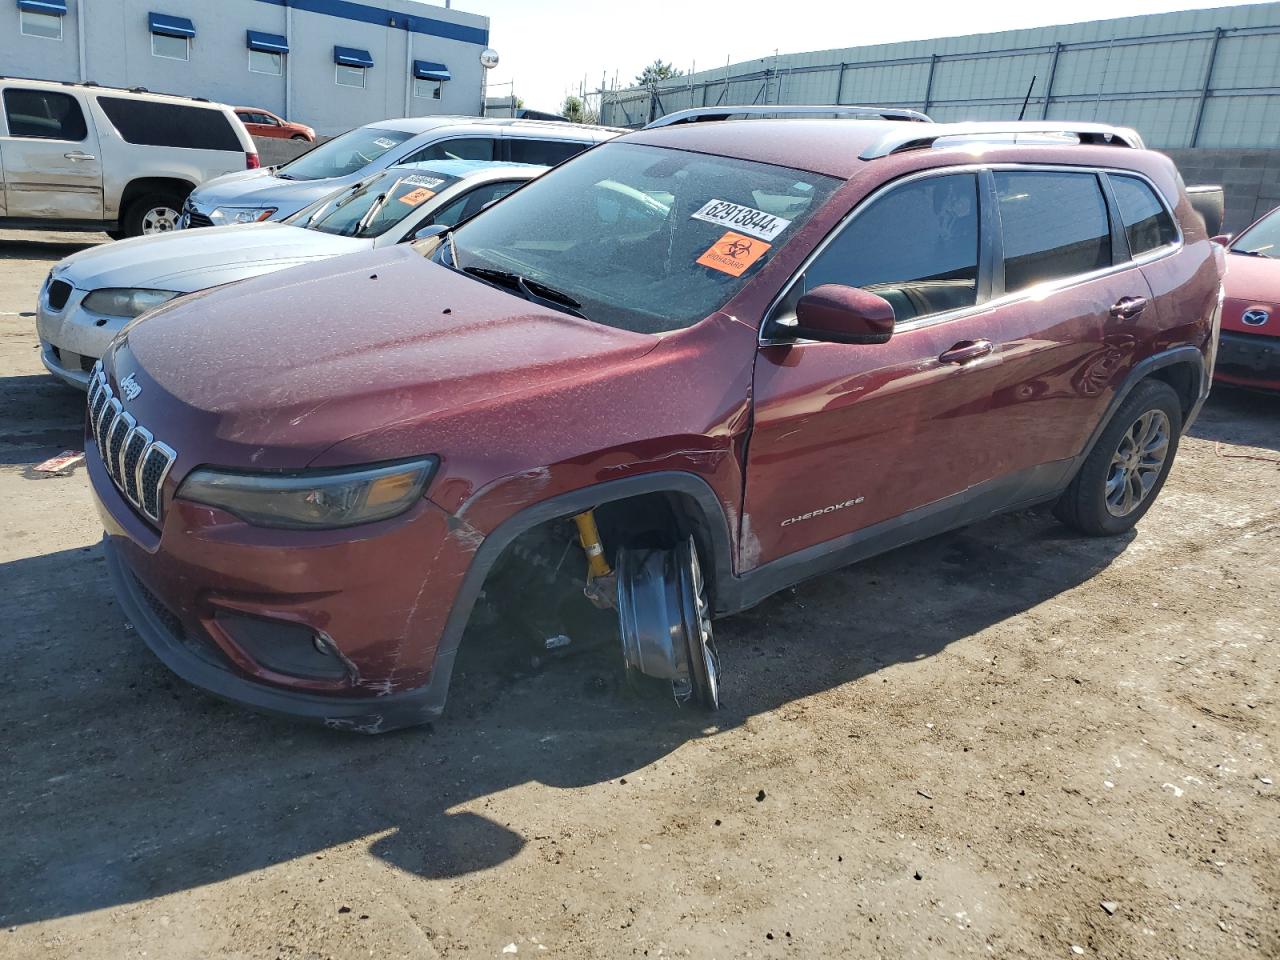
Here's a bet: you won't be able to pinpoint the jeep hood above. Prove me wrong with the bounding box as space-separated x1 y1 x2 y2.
55 223 366 292
111 247 658 465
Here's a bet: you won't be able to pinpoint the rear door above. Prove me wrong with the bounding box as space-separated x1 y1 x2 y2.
399 137 496 163
0 86 103 220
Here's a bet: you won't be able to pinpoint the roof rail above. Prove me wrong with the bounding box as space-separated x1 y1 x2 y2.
859 121 1145 159
645 104 932 129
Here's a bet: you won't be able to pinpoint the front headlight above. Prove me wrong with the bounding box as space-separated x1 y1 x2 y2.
210 206 278 225
177 457 438 529
83 288 180 318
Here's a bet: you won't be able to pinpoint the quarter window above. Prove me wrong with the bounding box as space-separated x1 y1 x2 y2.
335 65 366 88
1109 174 1178 256
799 173 980 323
152 33 190 61
20 10 62 40
250 50 283 76
402 137 496 162
995 171 1111 292
3 89 87 141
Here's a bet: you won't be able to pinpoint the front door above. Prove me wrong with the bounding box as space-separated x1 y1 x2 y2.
1 86 103 221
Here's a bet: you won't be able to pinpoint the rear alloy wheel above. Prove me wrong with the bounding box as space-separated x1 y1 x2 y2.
121 191 185 238
1054 379 1183 537
616 536 720 710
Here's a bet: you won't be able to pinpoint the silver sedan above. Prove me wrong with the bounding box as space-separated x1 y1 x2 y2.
36 161 542 388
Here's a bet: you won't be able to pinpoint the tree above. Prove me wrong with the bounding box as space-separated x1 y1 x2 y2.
561 95 598 125
635 59 683 87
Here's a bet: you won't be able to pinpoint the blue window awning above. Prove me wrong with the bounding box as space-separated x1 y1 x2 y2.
18 0 68 14
334 46 373 68
148 12 195 38
413 60 451 82
247 30 288 54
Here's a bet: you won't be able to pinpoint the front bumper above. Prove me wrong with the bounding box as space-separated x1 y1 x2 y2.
36 282 128 390
1215 329 1280 390
88 431 480 733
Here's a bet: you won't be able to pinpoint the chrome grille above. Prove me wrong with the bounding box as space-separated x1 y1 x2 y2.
182 198 213 228
87 365 176 525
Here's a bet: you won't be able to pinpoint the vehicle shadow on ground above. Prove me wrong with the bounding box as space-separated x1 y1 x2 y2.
0 374 86 465
0 235 106 261
1190 386 1280 452
0 508 1132 927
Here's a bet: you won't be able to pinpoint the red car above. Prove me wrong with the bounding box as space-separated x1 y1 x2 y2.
233 106 315 142
1215 204 1280 391
85 112 1224 732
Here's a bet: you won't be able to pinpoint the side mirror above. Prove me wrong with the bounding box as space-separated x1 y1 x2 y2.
1209 233 1232 246
792 284 895 345
412 223 447 242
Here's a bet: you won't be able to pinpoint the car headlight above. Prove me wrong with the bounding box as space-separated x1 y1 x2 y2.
177 457 438 529
82 288 180 318
209 206 278 225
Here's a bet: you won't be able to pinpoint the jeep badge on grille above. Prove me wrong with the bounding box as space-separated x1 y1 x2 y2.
121 373 142 401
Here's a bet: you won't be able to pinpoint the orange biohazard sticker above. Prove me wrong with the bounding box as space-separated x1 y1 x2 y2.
398 187 436 206
696 231 771 277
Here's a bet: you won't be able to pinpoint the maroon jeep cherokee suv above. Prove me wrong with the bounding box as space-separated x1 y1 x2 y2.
86 115 1224 732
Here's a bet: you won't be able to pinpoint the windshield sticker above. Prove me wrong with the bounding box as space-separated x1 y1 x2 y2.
691 199 792 242
403 175 446 189
697 231 771 277
372 137 397 149
398 187 437 206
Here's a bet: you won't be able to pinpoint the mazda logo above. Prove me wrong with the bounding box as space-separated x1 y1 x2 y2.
1242 308 1270 327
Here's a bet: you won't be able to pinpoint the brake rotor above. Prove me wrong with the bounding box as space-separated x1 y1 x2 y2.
615 536 720 710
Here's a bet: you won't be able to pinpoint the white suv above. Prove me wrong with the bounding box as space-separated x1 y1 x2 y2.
0 78 258 237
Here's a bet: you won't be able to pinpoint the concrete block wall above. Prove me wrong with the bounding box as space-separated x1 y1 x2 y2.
1165 148 1280 232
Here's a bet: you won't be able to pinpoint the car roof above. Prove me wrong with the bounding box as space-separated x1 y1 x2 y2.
0 75 233 110
382 160 547 181
623 118 1152 180
366 115 623 141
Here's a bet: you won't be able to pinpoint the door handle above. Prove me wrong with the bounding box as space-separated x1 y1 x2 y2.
939 339 994 364
63 151 96 161
1110 296 1147 319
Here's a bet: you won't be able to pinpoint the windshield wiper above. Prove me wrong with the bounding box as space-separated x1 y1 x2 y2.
1232 248 1273 258
463 266 587 319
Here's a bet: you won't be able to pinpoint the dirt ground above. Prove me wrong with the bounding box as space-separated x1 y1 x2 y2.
0 228 1276 960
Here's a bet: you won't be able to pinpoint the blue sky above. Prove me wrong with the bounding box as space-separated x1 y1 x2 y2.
451 0 1258 112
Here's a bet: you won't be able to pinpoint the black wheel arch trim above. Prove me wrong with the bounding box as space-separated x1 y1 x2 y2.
1074 345 1206 470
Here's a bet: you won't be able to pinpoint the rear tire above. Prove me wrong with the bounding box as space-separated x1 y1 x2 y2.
291 134 309 141
1054 379 1183 537
121 191 185 237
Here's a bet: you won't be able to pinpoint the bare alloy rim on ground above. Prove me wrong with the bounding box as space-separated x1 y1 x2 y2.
0 231 1276 959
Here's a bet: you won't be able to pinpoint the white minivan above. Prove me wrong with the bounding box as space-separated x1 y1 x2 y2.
0 78 258 237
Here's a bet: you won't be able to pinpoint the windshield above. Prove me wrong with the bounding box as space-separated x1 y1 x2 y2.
277 127 413 181
1231 206 1280 258
307 169 460 238
443 142 841 334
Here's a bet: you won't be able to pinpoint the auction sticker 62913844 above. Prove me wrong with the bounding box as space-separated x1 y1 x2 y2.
691 199 792 242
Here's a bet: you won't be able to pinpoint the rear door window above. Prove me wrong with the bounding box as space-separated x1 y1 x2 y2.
402 137 495 163
995 171 1111 292
506 138 586 166
97 97 242 151
1109 174 1178 256
426 180 523 229
799 173 980 323
3 89 87 141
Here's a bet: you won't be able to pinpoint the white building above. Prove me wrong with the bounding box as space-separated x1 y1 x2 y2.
3 0 491 134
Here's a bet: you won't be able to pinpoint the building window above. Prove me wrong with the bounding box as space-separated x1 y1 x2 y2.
152 33 190 61
335 65 366 88
413 79 443 100
249 49 283 76
20 10 63 40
